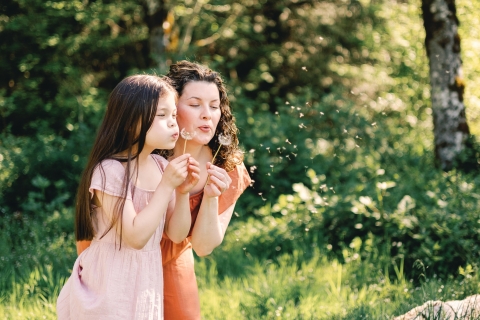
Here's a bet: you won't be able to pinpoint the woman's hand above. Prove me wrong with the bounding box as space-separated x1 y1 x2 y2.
204 162 232 198
177 157 200 194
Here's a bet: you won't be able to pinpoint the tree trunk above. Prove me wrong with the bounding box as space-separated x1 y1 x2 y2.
143 0 169 72
421 0 470 171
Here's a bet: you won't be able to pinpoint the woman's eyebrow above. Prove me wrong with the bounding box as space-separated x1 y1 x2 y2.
187 96 219 102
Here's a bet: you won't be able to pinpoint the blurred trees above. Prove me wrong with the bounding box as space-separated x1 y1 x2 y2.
1 0 381 214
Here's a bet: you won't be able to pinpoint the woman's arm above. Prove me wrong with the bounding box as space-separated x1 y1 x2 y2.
190 162 233 256
191 162 250 256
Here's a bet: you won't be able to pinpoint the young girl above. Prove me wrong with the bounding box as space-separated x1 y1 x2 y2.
57 75 200 320
160 61 251 319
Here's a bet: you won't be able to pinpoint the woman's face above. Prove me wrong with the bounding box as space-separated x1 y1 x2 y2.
176 81 221 146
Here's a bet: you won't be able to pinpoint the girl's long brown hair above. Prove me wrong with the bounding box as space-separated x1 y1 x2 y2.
75 75 176 242
161 60 243 171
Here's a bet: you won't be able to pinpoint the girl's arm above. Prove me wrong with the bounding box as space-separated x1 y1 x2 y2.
99 154 191 250
164 158 200 243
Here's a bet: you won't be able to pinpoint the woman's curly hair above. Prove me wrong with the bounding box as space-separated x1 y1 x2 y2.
160 60 243 172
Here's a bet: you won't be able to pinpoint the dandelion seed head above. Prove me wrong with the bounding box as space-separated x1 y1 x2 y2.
180 128 196 140
218 133 232 146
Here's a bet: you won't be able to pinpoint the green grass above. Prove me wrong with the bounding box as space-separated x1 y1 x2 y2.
1 247 479 319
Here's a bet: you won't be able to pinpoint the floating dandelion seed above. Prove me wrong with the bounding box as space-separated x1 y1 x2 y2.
286 101 290 105
320 112 324 115
181 128 197 154
271 185 275 188
371 122 377 126
285 139 291 144
275 111 279 116
296 107 301 110
318 36 324 41
266 147 270 153
249 149 255 153
302 66 308 71
299 113 304 118
206 133 232 186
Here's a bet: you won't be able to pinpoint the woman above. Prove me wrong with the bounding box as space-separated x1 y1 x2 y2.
160 60 251 319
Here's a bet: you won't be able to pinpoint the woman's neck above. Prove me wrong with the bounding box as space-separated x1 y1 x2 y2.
173 138 210 160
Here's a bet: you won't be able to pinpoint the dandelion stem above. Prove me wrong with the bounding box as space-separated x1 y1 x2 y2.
205 144 222 187
183 139 188 155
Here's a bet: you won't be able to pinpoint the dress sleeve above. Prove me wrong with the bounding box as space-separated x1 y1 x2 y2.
89 159 132 200
218 162 251 214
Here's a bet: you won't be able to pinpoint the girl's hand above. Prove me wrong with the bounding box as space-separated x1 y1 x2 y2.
177 157 201 194
204 162 232 198
160 154 191 189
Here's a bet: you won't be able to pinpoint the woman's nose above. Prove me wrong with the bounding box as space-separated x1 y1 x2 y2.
201 106 211 120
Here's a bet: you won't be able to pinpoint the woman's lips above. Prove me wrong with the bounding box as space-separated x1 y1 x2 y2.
172 133 179 139
198 126 211 132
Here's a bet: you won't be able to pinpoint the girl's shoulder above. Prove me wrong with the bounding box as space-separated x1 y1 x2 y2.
90 159 130 199
92 159 126 180
151 153 169 171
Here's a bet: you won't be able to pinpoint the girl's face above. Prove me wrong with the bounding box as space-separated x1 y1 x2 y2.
176 81 221 146
144 92 179 150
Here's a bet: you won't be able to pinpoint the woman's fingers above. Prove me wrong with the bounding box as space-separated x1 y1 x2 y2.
206 162 232 190
206 173 228 193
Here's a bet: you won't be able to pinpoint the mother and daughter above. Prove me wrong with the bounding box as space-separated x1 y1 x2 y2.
57 61 251 319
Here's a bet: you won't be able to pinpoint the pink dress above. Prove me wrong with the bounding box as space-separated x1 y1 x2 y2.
57 155 172 320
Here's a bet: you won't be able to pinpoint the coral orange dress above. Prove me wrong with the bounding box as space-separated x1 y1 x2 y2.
161 163 251 319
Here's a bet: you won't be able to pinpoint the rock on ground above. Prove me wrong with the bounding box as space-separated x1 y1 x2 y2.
394 295 480 319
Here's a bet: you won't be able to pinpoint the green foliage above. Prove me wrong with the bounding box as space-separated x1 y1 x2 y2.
1 0 480 318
